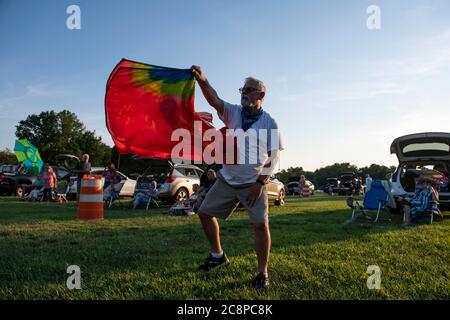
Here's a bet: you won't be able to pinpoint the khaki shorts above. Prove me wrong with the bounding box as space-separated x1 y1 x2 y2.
198 175 269 224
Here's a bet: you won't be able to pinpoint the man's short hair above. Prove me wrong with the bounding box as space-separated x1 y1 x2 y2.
245 77 266 92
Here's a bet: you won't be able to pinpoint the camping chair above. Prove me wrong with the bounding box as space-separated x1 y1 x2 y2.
55 183 69 202
26 186 45 201
402 194 442 225
146 195 161 210
105 183 122 208
347 180 390 223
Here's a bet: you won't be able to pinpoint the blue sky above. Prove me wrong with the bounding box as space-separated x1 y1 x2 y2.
1 0 450 171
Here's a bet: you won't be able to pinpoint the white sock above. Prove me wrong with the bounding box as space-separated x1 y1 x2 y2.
211 251 223 258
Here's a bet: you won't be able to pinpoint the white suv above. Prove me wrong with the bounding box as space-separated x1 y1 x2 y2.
55 154 136 199
389 132 450 209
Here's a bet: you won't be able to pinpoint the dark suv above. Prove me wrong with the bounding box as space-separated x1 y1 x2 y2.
0 166 70 197
337 172 361 195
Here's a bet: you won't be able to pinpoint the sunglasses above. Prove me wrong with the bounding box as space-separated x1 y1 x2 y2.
239 87 260 95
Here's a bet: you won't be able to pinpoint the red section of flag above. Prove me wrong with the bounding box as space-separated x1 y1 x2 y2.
105 59 237 164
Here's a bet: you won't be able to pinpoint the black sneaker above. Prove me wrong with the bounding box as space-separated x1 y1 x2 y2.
198 253 229 271
252 272 269 289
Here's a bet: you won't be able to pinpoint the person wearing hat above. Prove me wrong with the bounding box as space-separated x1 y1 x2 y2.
399 175 440 225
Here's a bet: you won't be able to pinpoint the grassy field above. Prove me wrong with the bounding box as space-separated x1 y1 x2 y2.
0 194 449 300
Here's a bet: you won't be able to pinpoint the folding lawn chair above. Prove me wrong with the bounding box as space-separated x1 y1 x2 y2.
105 183 122 208
146 196 161 210
347 180 390 223
402 193 442 225
55 183 69 202
25 187 45 201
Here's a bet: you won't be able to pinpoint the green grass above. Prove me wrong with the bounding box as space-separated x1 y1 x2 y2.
0 194 449 299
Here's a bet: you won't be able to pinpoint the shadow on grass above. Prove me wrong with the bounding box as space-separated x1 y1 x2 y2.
0 205 407 274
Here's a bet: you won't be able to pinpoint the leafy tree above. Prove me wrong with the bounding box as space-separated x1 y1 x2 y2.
0 148 18 165
313 162 359 186
15 110 111 166
76 130 112 166
275 162 397 189
358 164 397 181
275 166 314 186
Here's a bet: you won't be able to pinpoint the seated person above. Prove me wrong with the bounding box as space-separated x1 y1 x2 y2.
197 169 217 203
133 180 159 209
168 184 201 216
103 162 121 190
189 184 200 212
26 174 45 201
103 163 122 198
399 176 440 225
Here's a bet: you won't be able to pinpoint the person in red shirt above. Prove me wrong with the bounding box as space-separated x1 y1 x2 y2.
42 165 57 201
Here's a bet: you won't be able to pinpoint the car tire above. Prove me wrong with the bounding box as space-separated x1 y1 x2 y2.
174 187 189 201
15 185 24 198
275 189 285 206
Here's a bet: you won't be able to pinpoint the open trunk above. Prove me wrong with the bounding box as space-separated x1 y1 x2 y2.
390 133 450 206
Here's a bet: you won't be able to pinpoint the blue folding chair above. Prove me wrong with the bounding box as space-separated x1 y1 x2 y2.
347 181 390 223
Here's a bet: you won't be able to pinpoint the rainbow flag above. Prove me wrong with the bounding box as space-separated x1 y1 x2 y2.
105 59 216 160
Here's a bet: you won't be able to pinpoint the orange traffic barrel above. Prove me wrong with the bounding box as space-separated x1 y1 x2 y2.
77 174 104 220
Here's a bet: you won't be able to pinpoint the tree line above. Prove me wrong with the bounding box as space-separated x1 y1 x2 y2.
274 162 397 187
9 110 112 166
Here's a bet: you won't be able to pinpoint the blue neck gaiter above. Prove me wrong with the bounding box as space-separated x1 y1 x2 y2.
241 107 263 131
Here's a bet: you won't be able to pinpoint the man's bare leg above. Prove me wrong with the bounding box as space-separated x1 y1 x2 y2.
199 212 222 253
253 222 271 273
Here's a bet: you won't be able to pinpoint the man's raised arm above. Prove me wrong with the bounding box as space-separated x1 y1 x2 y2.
191 65 224 116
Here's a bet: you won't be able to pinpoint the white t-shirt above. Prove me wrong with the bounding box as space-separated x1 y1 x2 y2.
218 101 284 185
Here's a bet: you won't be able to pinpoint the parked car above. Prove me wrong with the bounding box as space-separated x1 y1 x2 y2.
267 175 286 206
337 172 361 195
389 132 450 210
0 165 70 197
325 178 340 194
287 181 299 195
202 164 286 206
55 155 137 199
134 159 203 203
287 180 314 196
0 164 19 174
67 167 136 198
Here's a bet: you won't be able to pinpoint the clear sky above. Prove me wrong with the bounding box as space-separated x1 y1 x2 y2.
1 0 449 171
